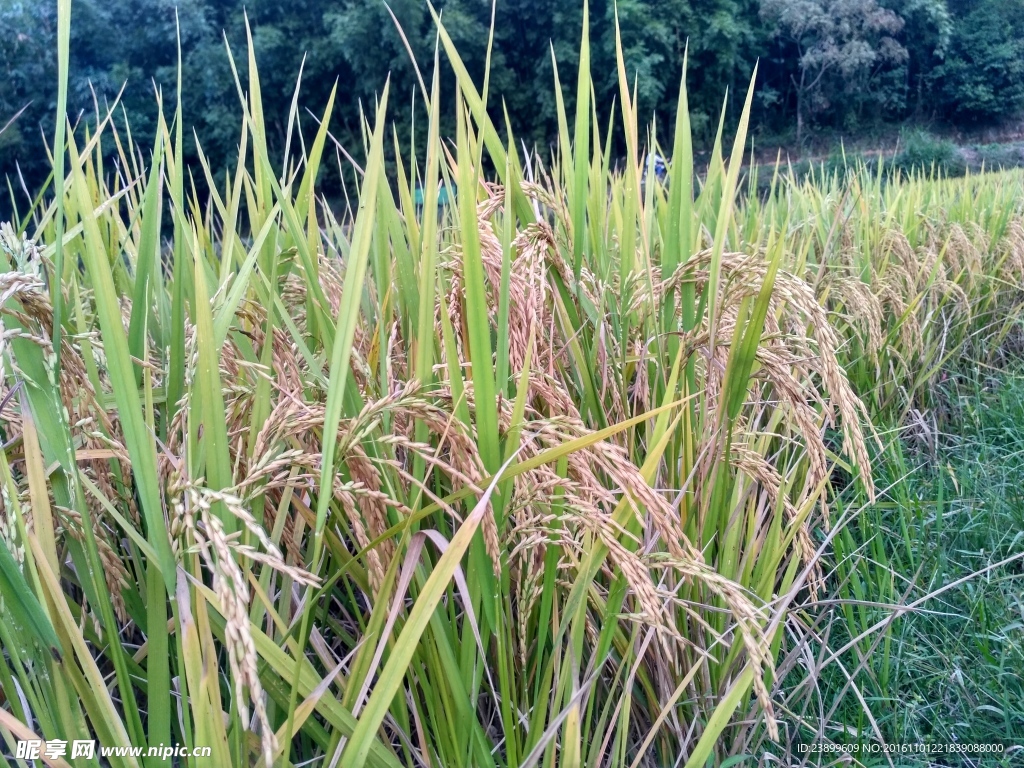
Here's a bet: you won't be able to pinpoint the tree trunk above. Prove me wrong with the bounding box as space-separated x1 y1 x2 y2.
794 68 807 146
796 84 804 145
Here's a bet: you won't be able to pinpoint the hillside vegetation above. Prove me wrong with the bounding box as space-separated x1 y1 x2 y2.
4 0 1024 196
0 5 1022 767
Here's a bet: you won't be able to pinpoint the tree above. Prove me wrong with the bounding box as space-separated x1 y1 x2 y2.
930 0 1024 123
9 0 1024 207
0 0 58 184
0 0 223 206
760 0 908 141
884 0 951 117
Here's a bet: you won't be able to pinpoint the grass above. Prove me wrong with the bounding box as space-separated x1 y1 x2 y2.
0 3 1021 766
790 368 1024 766
913 374 1024 751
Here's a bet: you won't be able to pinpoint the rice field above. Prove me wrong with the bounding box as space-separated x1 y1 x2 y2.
0 6 1022 767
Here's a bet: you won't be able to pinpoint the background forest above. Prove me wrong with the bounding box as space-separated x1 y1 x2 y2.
2 0 1024 201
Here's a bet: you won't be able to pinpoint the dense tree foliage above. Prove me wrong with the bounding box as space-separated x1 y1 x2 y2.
931 0 1024 122
760 0 908 141
1 0 1021 199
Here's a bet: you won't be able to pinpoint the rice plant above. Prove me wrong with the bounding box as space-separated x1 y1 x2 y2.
0 4 1022 767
